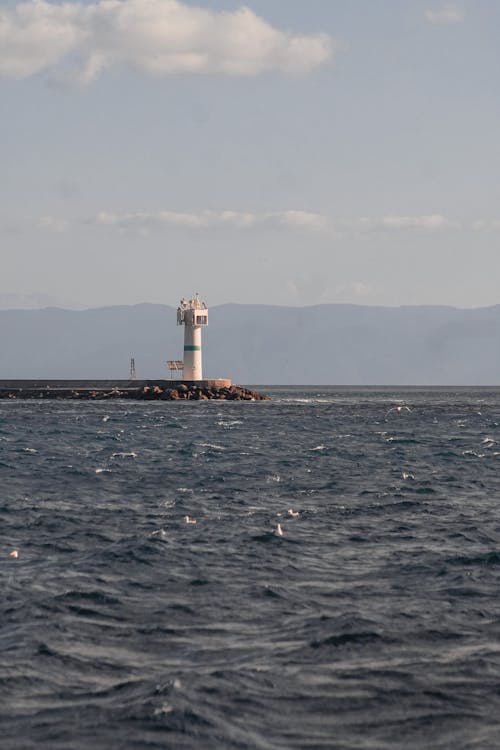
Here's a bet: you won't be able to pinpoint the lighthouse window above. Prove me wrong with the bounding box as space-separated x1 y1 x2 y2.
196 315 207 324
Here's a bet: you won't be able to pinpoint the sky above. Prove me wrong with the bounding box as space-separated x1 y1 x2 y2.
1 0 499 310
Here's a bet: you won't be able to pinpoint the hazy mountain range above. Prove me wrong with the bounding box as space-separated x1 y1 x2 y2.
0 303 499 385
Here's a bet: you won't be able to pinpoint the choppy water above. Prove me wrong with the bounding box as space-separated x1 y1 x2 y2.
2 386 500 749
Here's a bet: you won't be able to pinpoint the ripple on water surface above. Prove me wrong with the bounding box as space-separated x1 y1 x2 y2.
2 388 500 749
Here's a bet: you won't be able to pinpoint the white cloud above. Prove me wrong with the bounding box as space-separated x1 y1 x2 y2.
94 208 328 232
277 210 328 231
333 280 374 299
351 281 372 297
0 0 334 82
25 209 472 237
49 209 466 235
358 214 459 231
380 214 458 229
425 4 465 25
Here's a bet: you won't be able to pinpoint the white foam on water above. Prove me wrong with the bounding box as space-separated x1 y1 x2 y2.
151 528 167 538
95 468 112 474
267 474 281 483
199 442 226 451
110 452 137 459
24 448 38 453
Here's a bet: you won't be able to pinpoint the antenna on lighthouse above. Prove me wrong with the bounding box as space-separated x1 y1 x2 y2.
176 294 208 380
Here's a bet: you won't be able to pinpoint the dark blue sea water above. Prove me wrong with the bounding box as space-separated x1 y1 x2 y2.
2 386 500 749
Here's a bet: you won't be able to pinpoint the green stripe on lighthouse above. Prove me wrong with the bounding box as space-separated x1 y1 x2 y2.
184 345 201 351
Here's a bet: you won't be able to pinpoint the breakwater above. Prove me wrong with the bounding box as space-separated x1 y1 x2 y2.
0 380 269 401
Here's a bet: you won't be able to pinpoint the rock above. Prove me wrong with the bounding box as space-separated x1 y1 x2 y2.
0 382 270 401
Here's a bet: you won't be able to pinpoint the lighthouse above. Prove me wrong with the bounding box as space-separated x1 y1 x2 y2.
176 293 208 381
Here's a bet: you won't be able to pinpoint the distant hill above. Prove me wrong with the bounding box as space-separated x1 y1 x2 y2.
0 302 499 384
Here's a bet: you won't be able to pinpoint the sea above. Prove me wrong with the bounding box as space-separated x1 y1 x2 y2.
2 386 500 750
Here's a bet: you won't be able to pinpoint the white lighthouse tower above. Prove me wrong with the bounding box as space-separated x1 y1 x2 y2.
176 293 208 381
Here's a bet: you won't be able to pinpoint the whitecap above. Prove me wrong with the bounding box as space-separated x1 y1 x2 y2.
199 442 225 450
110 451 137 459
24 448 38 454
309 445 326 451
266 474 281 483
154 704 174 716
95 468 112 474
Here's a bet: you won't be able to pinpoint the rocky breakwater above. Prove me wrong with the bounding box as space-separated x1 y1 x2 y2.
137 384 270 401
0 383 270 401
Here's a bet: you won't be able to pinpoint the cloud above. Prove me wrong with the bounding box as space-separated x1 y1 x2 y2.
15 209 470 237
94 209 328 232
38 215 69 232
277 210 328 231
357 214 459 231
0 0 334 82
42 209 463 235
425 4 465 25
333 280 374 299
